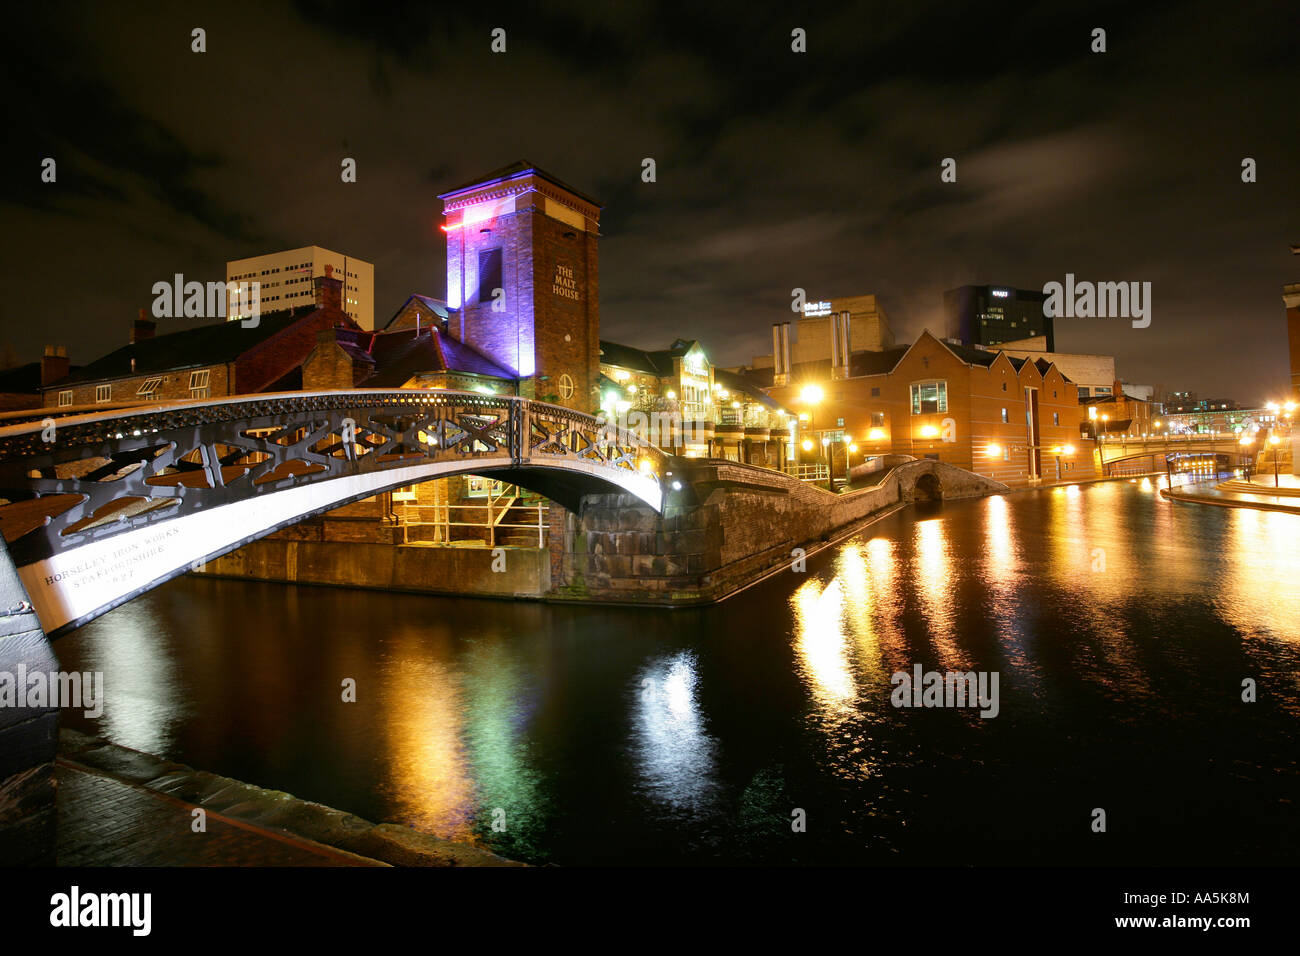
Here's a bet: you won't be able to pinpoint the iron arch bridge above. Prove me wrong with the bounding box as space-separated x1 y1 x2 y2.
0 390 671 636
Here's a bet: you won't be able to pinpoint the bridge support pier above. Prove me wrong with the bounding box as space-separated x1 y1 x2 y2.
0 540 59 865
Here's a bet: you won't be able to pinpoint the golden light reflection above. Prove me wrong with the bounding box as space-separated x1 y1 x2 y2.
1220 509 1300 658
792 577 856 712
913 517 967 670
381 637 477 841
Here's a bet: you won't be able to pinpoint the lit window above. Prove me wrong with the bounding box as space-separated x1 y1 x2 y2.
1001 407 1008 423
910 381 947 414
557 373 575 400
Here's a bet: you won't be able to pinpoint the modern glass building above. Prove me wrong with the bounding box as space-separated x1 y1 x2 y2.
943 285 1055 352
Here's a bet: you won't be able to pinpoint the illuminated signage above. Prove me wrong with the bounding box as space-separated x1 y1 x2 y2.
991 289 1010 298
802 301 833 316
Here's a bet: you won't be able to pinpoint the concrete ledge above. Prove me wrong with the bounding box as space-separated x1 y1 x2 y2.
197 538 549 599
58 729 524 867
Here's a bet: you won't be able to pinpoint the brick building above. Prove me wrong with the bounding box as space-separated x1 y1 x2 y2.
596 338 792 463
439 161 601 412
41 271 359 408
756 330 1097 486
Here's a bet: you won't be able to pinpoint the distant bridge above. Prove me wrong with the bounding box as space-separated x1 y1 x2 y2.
0 390 669 635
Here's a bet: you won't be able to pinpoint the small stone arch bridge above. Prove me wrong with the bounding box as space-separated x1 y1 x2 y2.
0 389 671 636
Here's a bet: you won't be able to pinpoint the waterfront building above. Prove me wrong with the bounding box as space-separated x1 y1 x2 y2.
596 337 792 464
755 329 1096 486
993 335 1117 399
40 271 359 408
1080 386 1155 439
944 285 1054 352
438 161 601 413
226 245 374 329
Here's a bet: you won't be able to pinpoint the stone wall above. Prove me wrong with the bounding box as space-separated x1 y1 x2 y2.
550 458 1006 604
197 538 549 599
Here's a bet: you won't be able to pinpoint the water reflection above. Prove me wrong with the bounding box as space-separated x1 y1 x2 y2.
54 482 1300 865
631 651 720 813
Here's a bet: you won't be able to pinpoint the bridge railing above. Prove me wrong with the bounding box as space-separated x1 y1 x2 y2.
0 389 669 563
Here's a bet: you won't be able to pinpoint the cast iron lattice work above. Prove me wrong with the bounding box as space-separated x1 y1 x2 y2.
0 389 667 569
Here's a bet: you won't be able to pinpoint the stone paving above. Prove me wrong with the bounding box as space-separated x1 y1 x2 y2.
56 761 385 867
53 729 522 866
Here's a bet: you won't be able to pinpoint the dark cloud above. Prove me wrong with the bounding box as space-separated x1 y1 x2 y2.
0 0 1295 403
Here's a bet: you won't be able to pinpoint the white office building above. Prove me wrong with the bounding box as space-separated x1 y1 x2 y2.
226 245 374 329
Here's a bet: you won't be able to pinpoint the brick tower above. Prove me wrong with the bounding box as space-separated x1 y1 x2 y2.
439 162 601 412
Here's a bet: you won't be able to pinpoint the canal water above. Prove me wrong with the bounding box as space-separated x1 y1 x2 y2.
56 479 1300 865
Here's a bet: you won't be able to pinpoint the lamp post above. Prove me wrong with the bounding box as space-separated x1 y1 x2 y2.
1269 434 1281 487
799 384 825 484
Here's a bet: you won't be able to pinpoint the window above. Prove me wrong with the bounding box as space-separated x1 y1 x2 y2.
1002 381 1008 392
1001 408 1009 423
136 378 163 397
910 381 947 414
190 370 211 398
870 387 880 397
871 412 885 427
95 384 111 403
557 373 575 400
478 248 503 304
1078 387 1091 398
1003 445 1011 462
58 390 73 407
1053 412 1060 426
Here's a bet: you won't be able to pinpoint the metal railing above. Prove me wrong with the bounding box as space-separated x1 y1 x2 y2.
783 462 829 482
397 486 548 548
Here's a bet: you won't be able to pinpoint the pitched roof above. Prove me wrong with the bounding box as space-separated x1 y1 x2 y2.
347 327 513 388
713 368 793 414
439 160 603 207
598 340 667 376
51 306 319 387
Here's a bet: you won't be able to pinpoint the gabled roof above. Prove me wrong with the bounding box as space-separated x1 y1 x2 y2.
439 160 603 208
387 294 451 326
598 340 671 376
51 306 319 387
345 326 514 388
851 347 910 377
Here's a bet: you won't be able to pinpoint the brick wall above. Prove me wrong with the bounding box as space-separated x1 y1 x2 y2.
43 364 233 407
236 307 358 393
303 330 367 389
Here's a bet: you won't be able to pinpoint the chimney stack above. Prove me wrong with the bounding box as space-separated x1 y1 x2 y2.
831 310 851 380
772 322 791 386
41 345 69 386
313 263 344 313
132 307 156 344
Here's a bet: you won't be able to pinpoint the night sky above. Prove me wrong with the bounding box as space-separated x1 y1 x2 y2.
3 1 1296 403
